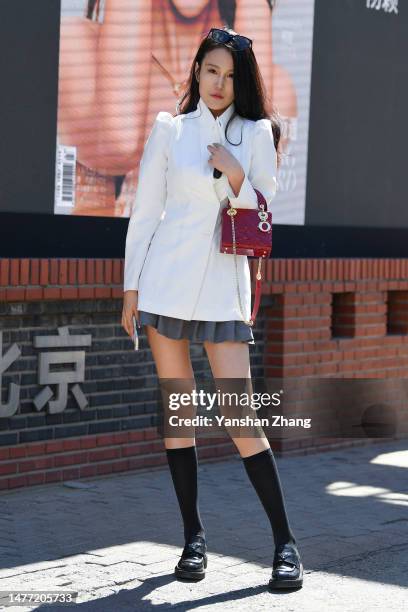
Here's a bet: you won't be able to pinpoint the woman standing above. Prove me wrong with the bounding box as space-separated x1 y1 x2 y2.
122 27 303 590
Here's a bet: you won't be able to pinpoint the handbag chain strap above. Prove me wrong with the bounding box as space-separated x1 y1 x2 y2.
229 208 263 327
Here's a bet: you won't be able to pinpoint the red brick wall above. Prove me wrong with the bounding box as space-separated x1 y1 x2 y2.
260 259 408 378
0 257 406 490
0 430 235 490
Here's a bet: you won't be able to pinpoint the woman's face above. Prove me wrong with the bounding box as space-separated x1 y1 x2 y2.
195 47 235 116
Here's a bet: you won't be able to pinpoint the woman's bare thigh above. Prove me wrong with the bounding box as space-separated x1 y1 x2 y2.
203 340 251 379
145 325 196 448
145 325 194 378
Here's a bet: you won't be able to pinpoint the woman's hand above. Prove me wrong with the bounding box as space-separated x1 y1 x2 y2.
207 143 243 180
122 290 139 338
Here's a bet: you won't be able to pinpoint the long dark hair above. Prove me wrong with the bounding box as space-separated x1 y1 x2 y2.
177 28 282 163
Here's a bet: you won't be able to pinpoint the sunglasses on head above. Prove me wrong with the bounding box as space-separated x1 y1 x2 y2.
206 28 252 51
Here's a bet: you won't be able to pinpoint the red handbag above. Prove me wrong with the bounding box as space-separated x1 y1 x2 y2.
220 188 272 326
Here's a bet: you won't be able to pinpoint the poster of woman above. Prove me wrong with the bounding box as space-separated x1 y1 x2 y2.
55 0 314 222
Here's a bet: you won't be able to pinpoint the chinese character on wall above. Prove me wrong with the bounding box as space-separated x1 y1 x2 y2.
0 326 91 417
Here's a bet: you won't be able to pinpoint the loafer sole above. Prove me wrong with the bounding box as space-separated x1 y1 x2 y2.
174 565 206 581
269 576 303 589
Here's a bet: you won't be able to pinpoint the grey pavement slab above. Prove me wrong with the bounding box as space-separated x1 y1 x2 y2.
0 438 407 610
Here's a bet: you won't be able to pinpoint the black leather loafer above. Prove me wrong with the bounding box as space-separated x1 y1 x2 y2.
174 535 207 581
268 542 303 589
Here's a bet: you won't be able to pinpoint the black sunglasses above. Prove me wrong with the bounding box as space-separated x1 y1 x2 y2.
206 28 252 51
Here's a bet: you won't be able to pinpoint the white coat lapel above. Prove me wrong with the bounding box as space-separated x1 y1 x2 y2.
196 97 236 203
196 97 245 206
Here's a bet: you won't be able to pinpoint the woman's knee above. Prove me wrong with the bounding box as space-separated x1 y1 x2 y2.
164 437 196 450
157 373 198 442
229 435 270 458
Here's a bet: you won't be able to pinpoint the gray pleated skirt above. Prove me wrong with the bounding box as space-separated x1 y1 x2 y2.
139 310 255 344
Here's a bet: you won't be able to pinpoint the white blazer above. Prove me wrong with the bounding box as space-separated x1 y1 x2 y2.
124 96 277 321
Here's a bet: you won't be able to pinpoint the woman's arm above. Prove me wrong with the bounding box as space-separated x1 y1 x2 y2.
94 0 153 173
226 119 278 209
270 63 298 154
58 0 153 175
57 17 100 146
123 112 173 292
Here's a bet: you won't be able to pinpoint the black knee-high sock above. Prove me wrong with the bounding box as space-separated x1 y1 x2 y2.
242 447 296 548
166 445 205 544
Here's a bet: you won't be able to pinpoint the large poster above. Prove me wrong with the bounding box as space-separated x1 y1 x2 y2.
54 0 315 222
